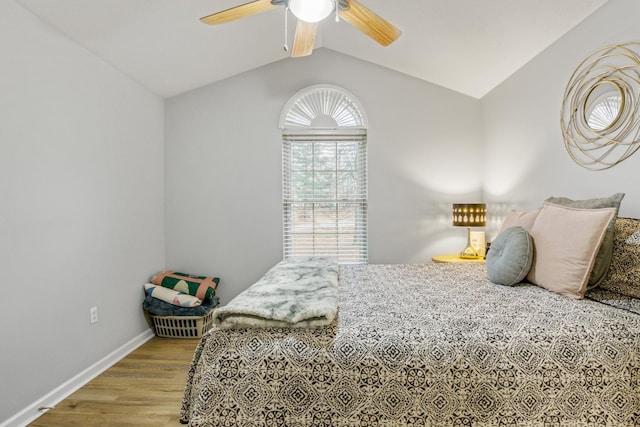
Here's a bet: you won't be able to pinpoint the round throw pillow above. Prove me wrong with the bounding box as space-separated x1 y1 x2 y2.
486 226 534 286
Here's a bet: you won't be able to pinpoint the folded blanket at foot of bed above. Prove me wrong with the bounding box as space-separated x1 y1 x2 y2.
151 271 219 301
214 257 339 329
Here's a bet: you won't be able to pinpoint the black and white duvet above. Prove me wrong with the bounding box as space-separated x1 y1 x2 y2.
181 263 640 426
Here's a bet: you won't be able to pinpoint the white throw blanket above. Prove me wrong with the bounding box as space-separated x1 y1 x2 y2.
213 257 339 329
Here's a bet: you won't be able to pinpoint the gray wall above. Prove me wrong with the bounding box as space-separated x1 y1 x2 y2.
482 0 640 240
165 48 483 304
0 1 165 423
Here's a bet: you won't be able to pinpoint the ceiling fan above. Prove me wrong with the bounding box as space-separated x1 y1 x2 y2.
200 0 401 57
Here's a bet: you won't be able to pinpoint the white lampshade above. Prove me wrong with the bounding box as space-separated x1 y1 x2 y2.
289 0 334 23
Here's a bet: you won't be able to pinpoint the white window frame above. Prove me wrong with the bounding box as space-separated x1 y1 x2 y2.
280 85 368 264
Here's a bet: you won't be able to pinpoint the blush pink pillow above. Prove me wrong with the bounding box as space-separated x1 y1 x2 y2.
526 202 616 299
499 209 540 233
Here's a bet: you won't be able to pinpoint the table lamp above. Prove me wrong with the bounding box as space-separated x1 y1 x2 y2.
452 203 487 259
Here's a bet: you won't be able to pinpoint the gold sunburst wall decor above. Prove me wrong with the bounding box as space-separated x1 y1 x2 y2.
560 42 640 170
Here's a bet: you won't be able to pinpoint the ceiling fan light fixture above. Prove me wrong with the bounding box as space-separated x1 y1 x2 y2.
289 0 334 23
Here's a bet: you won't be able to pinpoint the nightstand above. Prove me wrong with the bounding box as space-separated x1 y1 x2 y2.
432 254 486 263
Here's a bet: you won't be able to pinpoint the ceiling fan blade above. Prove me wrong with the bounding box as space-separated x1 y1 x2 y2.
291 21 318 57
200 0 278 25
339 0 401 46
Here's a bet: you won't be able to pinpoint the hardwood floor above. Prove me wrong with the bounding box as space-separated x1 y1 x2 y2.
29 337 200 427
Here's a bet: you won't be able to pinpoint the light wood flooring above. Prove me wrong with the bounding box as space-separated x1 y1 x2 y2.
29 337 200 427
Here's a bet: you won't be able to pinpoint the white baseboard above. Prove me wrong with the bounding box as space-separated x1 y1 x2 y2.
1 328 155 427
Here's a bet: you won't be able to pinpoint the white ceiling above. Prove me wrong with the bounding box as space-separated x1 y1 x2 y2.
16 0 608 99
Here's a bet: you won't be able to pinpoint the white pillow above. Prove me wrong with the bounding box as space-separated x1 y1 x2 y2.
526 202 615 299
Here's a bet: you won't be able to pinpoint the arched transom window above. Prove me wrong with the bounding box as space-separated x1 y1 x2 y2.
280 85 368 264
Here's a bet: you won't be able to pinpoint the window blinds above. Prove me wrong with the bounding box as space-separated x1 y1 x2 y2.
283 133 368 264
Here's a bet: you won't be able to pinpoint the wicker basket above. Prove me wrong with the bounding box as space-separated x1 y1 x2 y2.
148 309 215 339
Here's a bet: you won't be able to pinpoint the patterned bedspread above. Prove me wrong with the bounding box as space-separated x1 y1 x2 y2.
181 263 640 426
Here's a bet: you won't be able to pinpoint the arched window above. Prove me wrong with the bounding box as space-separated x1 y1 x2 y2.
280 85 368 264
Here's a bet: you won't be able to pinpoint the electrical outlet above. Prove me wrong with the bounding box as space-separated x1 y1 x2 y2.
90 306 98 324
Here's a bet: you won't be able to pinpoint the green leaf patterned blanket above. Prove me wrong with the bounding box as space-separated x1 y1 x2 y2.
151 270 219 302
213 257 339 329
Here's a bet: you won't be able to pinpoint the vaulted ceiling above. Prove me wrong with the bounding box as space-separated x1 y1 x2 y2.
16 0 608 99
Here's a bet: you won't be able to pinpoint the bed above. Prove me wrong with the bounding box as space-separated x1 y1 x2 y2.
180 216 640 426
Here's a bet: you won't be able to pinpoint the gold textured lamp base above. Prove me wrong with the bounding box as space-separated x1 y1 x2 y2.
459 226 482 259
459 245 481 259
